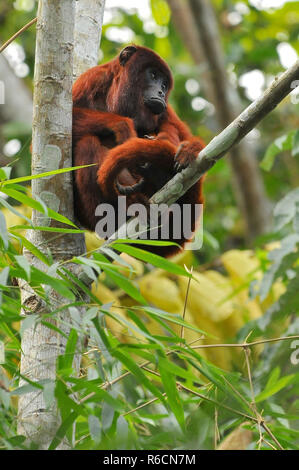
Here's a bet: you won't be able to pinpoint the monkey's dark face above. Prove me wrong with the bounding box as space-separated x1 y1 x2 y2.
143 67 169 115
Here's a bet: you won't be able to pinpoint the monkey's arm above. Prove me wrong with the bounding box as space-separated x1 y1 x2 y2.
73 107 137 145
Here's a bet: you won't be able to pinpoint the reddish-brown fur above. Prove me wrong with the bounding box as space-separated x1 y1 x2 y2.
72 45 205 256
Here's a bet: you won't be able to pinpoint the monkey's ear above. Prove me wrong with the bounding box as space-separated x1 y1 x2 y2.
119 45 137 66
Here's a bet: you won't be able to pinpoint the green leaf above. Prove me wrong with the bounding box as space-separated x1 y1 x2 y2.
291 130 299 157
273 187 299 231
14 255 31 280
158 356 198 382
1 163 96 186
101 307 164 346
141 306 213 337
0 266 9 287
48 411 77 450
40 321 69 340
88 415 101 443
260 132 294 171
11 375 45 395
11 225 85 233
256 374 295 402
158 355 185 431
63 329 78 370
103 266 146 305
259 235 299 301
1 187 76 227
0 211 8 249
150 0 171 25
113 349 165 402
111 243 190 277
10 231 50 266
0 167 11 181
43 381 56 408
83 307 99 323
31 267 75 301
0 197 31 225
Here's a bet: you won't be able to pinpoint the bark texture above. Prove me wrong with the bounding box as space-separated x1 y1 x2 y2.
17 0 106 449
18 0 78 449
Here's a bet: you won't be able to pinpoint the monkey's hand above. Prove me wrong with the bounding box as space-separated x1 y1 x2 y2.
174 139 204 172
110 117 137 145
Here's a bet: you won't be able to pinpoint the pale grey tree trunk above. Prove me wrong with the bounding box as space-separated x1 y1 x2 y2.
17 0 105 449
73 0 105 80
168 0 272 239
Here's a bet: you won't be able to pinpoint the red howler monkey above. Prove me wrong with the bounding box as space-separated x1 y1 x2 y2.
72 45 204 256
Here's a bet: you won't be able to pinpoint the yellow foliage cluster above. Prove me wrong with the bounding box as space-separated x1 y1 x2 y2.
93 248 285 371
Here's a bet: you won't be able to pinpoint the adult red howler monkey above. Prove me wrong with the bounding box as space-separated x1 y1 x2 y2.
72 45 204 256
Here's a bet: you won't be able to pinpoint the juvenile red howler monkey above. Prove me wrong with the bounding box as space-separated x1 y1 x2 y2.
72 45 204 256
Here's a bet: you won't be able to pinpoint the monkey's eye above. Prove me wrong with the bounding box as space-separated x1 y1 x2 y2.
162 82 168 91
151 71 157 80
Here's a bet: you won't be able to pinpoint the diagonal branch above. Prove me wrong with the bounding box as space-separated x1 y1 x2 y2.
109 59 299 242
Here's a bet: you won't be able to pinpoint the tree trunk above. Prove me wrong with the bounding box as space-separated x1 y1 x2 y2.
73 0 105 80
17 0 105 449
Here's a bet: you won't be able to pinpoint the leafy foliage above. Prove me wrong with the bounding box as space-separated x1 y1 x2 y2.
0 158 298 450
0 0 298 452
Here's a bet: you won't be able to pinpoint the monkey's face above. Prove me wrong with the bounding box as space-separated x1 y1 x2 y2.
143 67 169 115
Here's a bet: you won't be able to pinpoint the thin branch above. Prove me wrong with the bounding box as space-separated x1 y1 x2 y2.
122 393 167 417
142 366 258 422
0 18 37 54
133 365 285 449
221 374 252 410
243 345 264 448
243 344 283 450
261 421 284 450
180 265 193 345
80 335 299 403
191 335 299 349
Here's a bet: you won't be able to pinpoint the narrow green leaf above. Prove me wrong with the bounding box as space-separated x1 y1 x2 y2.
158 356 198 382
291 130 299 157
103 266 146 305
0 197 31 224
256 374 295 402
1 163 96 186
2 188 76 227
0 211 8 248
158 356 185 430
48 411 77 450
260 132 294 171
113 349 164 402
111 243 190 277
15 255 31 280
11 224 85 233
31 267 75 301
10 231 50 266
63 329 78 370
141 306 213 337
